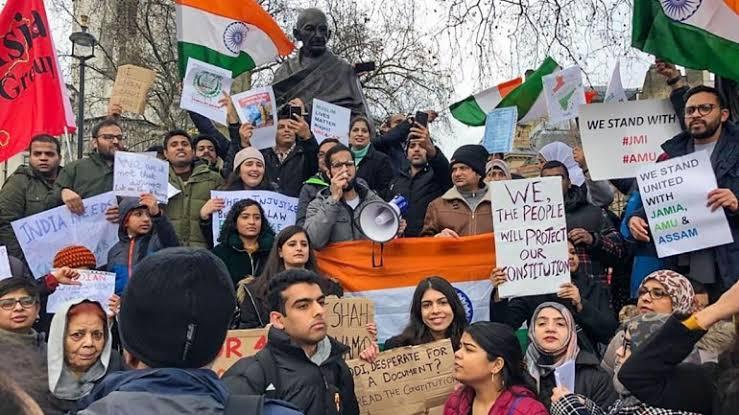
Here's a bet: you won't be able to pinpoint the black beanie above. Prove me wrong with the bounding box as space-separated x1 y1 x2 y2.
451 144 488 178
118 247 236 369
192 134 219 150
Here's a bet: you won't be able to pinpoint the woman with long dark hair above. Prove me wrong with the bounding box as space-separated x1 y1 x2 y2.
444 322 547 415
237 225 342 328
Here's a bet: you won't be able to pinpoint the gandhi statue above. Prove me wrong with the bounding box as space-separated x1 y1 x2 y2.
272 8 369 118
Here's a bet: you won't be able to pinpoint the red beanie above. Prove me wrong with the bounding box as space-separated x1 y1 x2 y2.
53 245 97 269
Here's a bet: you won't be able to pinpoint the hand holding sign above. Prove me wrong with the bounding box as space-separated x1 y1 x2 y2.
61 189 85 215
707 188 739 212
51 267 82 286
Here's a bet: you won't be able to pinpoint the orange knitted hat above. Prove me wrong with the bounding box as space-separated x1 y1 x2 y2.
52 245 97 269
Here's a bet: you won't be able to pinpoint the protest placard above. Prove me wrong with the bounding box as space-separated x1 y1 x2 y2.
11 192 119 278
109 64 156 114
0 246 11 280
482 107 518 154
490 177 570 298
210 190 298 245
231 86 278 150
637 151 733 258
579 99 681 180
325 297 375 360
113 151 169 203
347 339 455 415
46 270 116 314
212 329 268 377
311 99 351 145
543 66 586 124
180 58 233 125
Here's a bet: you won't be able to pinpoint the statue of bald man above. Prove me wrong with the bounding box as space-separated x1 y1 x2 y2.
272 8 369 118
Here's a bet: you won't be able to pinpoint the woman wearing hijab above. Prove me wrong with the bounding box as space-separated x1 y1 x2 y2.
550 313 702 415
47 300 124 412
526 302 617 410
538 141 613 208
485 159 512 182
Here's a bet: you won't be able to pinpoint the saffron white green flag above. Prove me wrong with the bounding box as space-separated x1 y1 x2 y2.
497 57 560 124
450 78 522 126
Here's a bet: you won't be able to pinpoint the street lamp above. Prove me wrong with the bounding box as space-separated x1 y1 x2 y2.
69 15 97 160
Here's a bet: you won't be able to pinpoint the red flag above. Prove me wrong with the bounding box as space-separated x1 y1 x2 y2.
0 0 76 163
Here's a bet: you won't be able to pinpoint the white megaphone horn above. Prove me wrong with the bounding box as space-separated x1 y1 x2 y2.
357 195 409 244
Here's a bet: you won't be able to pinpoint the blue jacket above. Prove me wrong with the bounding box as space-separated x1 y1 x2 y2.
620 190 664 297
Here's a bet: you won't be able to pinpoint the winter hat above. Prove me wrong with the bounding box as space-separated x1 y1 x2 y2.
118 247 236 368
639 270 695 314
53 245 96 269
451 144 488 178
192 134 219 150
486 159 512 179
233 147 265 172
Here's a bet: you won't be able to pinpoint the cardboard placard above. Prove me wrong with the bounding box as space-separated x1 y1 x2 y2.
212 329 268 377
325 297 375 359
110 64 156 115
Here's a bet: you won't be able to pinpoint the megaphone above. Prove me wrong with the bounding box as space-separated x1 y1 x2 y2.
358 195 409 243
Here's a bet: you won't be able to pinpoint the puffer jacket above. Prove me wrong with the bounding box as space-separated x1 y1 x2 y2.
46 151 113 208
0 165 60 259
421 184 494 236
105 197 180 294
166 162 224 248
444 385 548 415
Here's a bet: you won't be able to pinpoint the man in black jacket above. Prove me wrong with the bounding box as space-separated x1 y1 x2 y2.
388 123 451 237
223 269 359 415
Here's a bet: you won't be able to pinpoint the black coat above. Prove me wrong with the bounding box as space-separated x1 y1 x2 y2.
388 148 452 237
372 120 412 175
262 137 319 197
355 144 395 198
223 327 359 415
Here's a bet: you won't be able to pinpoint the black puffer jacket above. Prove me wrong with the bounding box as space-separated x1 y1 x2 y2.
355 144 395 198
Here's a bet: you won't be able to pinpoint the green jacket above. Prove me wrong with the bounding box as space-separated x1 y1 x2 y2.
212 230 274 288
166 163 224 248
0 165 60 259
45 152 113 208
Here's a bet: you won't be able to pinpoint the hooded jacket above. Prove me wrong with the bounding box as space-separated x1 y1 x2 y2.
443 385 548 415
212 227 275 289
223 327 360 415
167 162 225 248
76 368 229 414
46 152 113 209
106 197 180 294
297 172 330 227
47 300 124 413
421 184 494 236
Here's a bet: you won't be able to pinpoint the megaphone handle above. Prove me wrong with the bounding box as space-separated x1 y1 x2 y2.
371 243 384 268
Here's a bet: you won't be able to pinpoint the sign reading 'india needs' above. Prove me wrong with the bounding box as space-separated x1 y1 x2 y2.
637 151 733 258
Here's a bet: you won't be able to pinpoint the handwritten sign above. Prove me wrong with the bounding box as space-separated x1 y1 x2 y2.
347 339 455 415
11 192 119 278
490 177 570 298
0 246 11 280
326 297 375 360
311 99 351 146
637 151 733 258
113 151 169 202
231 86 278 150
482 107 518 154
579 100 681 180
212 329 268 377
46 270 116 314
109 64 156 114
543 66 586 124
180 58 233 125
211 190 298 245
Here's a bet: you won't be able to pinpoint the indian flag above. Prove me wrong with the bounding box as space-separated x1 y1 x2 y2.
316 234 495 342
175 0 294 78
450 78 523 126
497 57 560 124
633 0 739 81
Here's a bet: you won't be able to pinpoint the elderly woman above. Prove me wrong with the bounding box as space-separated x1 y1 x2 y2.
0 278 44 351
47 300 124 412
484 159 512 182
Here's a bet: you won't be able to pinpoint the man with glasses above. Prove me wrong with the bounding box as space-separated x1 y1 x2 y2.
304 143 384 249
628 85 738 299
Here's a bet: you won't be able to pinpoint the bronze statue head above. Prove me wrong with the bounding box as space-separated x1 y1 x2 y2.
294 8 331 58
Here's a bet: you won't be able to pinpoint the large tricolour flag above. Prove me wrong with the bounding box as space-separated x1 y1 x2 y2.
316 234 495 342
497 57 560 124
632 0 739 81
450 78 522 126
175 0 294 78
0 0 76 163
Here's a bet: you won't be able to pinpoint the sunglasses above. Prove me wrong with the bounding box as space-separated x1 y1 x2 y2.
637 286 669 300
0 296 38 311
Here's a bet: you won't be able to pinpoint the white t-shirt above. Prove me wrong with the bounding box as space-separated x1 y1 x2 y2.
345 196 360 210
695 141 718 159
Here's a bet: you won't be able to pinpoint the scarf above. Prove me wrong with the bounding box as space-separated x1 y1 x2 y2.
525 302 580 390
351 144 370 166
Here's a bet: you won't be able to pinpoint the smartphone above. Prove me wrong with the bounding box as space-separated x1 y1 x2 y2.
414 111 429 128
354 61 376 74
289 105 302 119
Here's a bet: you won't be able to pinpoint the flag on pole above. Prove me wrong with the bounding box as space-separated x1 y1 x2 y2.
605 61 627 103
497 57 560 124
175 0 295 78
632 0 739 81
449 78 523 126
0 0 76 163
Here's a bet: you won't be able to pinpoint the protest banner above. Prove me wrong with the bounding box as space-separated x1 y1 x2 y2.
11 192 119 278
113 151 169 203
0 246 11 280
210 190 298 245
490 177 570 298
212 328 268 377
325 297 375 360
637 151 734 258
542 66 586 124
46 270 116 314
482 107 518 154
180 58 233 125
579 99 681 181
347 339 455 415
231 87 278 150
311 99 351 145
109 64 156 114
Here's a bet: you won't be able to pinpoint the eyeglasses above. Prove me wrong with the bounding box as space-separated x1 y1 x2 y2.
685 104 716 117
637 286 669 300
331 161 355 169
0 296 38 311
97 134 125 142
